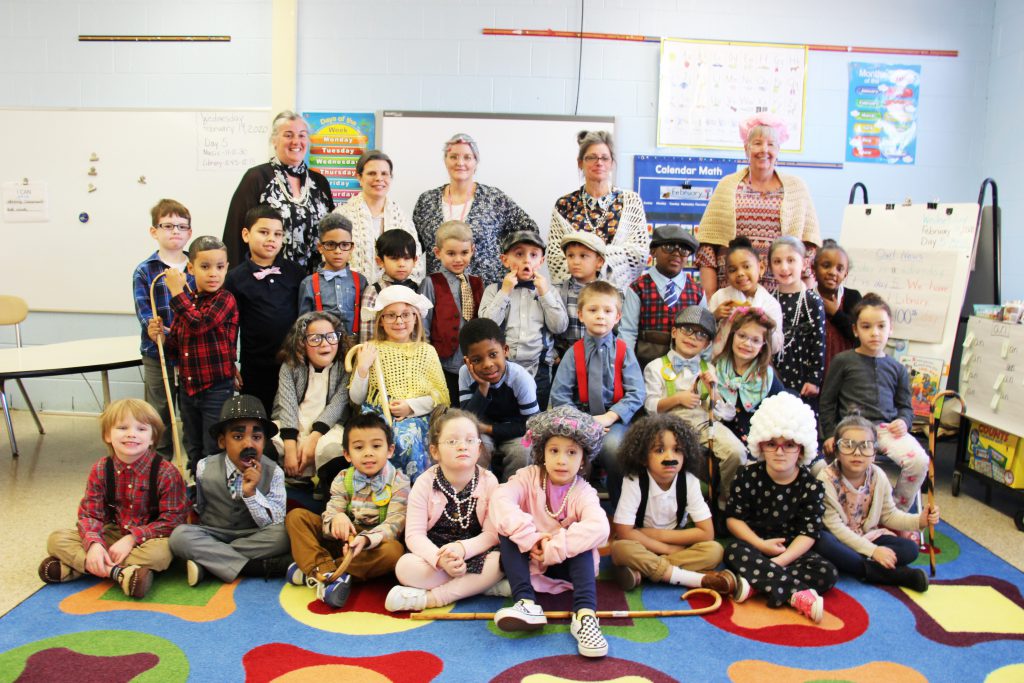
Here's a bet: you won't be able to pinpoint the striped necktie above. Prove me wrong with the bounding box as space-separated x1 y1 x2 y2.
664 280 679 309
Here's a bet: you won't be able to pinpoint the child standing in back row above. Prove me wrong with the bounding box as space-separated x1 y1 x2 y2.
708 237 784 353
814 239 862 374
298 214 367 339
552 231 608 360
359 229 422 342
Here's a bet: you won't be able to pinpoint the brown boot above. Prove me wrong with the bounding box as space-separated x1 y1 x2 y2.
115 565 154 599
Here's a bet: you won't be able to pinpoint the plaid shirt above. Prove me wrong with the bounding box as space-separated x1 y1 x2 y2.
323 463 410 549
77 449 188 548
132 251 195 359
553 275 604 358
167 288 239 396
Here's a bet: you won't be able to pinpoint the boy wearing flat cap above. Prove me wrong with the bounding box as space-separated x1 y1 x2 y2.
621 225 706 369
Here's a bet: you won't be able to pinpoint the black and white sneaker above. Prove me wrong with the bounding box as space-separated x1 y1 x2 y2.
493 598 547 631
570 609 608 658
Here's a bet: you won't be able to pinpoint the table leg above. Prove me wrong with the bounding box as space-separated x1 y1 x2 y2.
1 380 19 458
16 379 45 434
101 370 111 407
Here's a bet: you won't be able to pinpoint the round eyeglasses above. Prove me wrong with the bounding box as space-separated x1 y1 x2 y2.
836 438 876 456
305 332 340 346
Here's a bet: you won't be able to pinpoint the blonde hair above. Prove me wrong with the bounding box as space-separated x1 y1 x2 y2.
373 302 426 343
436 220 474 245
577 280 622 312
100 399 164 457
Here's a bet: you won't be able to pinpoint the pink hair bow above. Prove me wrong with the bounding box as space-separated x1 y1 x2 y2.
739 114 790 145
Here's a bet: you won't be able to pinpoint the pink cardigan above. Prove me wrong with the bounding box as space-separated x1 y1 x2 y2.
490 465 609 594
404 464 500 567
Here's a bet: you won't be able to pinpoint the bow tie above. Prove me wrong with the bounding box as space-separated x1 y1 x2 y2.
353 469 388 495
394 279 418 291
253 266 281 281
322 269 346 282
675 357 701 375
514 280 536 290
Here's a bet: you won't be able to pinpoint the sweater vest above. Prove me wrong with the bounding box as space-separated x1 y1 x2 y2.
629 274 703 334
197 454 276 530
429 271 483 358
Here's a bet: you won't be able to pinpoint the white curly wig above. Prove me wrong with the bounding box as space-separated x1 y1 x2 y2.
747 393 818 466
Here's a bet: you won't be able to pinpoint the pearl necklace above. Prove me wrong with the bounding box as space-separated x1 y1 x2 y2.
542 473 578 519
436 467 479 531
274 171 311 205
774 285 811 363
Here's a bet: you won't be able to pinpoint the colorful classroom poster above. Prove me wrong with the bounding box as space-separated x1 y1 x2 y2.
633 155 740 228
899 354 944 418
302 112 375 203
846 63 920 164
657 39 807 152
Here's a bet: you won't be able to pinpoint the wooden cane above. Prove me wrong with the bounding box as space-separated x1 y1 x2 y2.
705 379 718 511
149 273 185 476
409 588 722 620
926 389 966 577
344 343 392 425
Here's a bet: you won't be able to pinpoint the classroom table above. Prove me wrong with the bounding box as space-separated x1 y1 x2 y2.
0 335 142 457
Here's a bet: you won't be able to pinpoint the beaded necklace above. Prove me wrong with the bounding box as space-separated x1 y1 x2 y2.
435 466 479 531
542 472 578 519
774 285 812 363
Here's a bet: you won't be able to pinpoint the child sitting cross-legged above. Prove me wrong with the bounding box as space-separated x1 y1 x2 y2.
169 395 292 586
491 406 611 659
385 408 505 612
611 413 747 600
724 393 838 623
39 399 188 599
285 411 409 609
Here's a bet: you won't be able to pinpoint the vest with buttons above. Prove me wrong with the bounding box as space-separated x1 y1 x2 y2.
629 274 703 336
196 454 277 530
429 271 483 358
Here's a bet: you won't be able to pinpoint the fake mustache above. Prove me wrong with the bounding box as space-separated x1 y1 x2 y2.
239 447 259 462
660 459 680 467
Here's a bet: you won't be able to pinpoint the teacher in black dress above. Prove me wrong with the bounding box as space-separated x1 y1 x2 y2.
223 110 335 272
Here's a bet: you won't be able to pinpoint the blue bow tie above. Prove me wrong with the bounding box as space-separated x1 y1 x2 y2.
674 357 701 375
322 269 346 282
353 469 388 495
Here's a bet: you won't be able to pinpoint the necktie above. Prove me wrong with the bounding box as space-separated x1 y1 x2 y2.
253 266 281 281
229 471 243 500
588 343 607 414
457 274 474 320
664 280 679 309
322 269 344 282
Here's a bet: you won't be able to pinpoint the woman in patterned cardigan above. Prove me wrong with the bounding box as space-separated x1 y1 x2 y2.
414 133 538 285
547 130 651 290
695 114 821 298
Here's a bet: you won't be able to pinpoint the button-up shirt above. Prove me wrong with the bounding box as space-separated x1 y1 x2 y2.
298 266 366 336
195 455 286 527
550 332 645 422
132 251 194 359
620 268 706 347
478 281 568 375
224 254 305 365
167 288 239 396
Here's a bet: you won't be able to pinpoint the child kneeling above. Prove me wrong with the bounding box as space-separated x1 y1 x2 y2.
724 393 838 623
611 413 745 600
491 406 611 658
285 411 409 609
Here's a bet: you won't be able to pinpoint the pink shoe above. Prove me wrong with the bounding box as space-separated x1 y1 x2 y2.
790 589 823 623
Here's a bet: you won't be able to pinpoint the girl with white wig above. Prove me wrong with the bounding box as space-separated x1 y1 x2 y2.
722 393 838 623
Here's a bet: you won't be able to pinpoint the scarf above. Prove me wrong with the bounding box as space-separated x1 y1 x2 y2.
272 155 308 178
715 356 774 412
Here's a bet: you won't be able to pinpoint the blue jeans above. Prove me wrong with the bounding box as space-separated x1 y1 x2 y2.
179 378 234 475
814 529 919 578
499 535 596 612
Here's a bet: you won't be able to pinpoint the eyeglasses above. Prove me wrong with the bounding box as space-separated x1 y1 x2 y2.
760 441 802 454
837 438 876 455
380 311 415 323
320 241 354 252
156 223 192 233
583 154 612 164
305 332 340 346
735 331 765 347
675 325 710 341
440 438 482 448
657 244 691 255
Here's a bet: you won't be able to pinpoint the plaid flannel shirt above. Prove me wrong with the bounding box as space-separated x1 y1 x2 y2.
132 251 194 359
77 449 188 548
167 288 239 396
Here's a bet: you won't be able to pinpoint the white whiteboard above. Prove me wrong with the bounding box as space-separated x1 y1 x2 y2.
960 317 1024 436
381 111 616 245
839 203 980 387
0 108 271 314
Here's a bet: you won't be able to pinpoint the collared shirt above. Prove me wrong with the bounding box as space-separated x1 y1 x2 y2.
323 463 410 549
195 455 286 527
298 266 365 335
478 281 569 374
77 449 188 548
132 251 194 359
358 274 420 343
224 254 305 364
553 274 604 357
550 332 645 422
642 348 704 415
620 267 707 347
613 471 711 530
420 267 471 370
167 288 238 396
458 360 540 442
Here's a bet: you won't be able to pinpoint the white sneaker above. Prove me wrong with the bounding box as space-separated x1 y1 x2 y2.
484 579 511 597
385 585 428 612
494 598 547 631
570 609 608 658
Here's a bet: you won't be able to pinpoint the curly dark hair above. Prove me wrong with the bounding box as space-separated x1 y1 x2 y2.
277 311 344 366
617 413 704 480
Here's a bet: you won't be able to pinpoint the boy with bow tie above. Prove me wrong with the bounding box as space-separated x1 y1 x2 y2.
298 213 368 338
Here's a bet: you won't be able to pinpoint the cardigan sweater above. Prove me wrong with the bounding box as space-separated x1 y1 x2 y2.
272 361 349 441
334 192 425 284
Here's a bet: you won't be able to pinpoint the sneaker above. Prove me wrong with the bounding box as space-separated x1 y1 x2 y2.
38 556 81 584
700 569 737 598
570 609 608 658
186 560 205 587
733 574 753 603
613 565 642 591
494 598 547 631
790 588 824 623
317 574 352 609
484 578 512 597
285 562 307 586
116 565 153 599
385 585 428 612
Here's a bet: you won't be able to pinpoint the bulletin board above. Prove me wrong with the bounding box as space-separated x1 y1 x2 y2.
839 202 980 391
656 39 807 152
0 108 271 314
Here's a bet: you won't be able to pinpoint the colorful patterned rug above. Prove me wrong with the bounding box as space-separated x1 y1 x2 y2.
2 521 1022 682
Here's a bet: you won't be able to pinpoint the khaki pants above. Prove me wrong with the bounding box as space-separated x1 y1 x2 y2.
285 508 403 581
47 525 174 574
610 538 723 582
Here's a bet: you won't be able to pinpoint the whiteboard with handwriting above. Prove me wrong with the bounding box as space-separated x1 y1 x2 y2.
0 108 270 313
839 203 980 385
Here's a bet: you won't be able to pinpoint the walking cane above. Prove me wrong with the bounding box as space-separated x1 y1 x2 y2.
926 389 966 577
409 587 723 620
344 343 392 425
149 273 185 475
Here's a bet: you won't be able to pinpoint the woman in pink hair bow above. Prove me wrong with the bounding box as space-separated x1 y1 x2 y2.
694 114 821 298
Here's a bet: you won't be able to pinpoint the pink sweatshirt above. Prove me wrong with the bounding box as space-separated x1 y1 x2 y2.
490 464 609 594
404 464 500 567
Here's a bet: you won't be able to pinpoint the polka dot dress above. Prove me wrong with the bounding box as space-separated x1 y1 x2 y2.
724 462 838 605
773 289 825 411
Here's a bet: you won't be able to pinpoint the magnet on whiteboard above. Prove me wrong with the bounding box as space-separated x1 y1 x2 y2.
89 153 99 161
87 183 97 193
962 351 973 365
138 175 147 184
963 332 975 348
1001 340 1010 359
994 373 1005 390
990 394 1000 411
78 212 89 223
88 167 97 176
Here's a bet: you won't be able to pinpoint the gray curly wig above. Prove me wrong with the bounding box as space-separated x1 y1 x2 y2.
747 393 819 466
524 405 605 464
